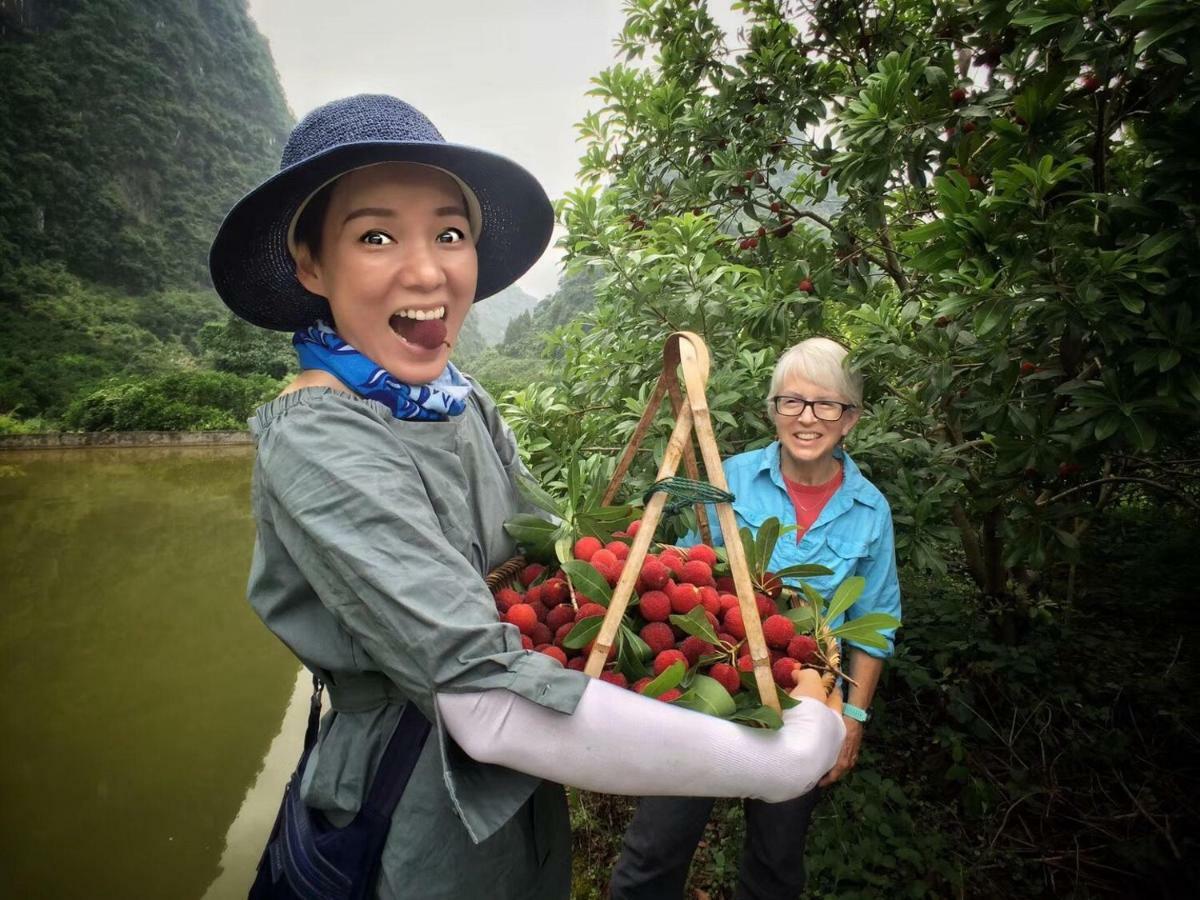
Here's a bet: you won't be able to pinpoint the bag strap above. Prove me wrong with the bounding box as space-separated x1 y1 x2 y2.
361 701 431 818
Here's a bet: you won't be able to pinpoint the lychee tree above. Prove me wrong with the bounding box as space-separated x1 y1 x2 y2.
504 0 1200 603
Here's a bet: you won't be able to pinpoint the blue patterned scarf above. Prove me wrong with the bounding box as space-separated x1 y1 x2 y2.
293 322 471 421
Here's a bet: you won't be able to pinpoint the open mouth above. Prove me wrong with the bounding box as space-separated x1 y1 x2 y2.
389 305 447 350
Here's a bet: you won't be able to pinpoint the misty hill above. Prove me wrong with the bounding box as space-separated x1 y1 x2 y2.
0 0 294 421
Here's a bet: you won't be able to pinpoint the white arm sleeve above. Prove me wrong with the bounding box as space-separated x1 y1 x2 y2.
437 679 845 803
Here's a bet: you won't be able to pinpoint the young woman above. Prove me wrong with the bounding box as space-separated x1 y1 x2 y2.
611 338 902 900
209 95 845 899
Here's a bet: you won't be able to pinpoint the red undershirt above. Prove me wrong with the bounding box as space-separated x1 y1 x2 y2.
783 466 844 540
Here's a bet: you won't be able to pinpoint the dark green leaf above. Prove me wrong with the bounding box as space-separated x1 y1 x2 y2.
562 616 604 650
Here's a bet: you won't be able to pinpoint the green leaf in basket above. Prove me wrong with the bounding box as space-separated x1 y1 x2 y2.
617 624 651 680
562 616 604 650
503 515 559 552
828 611 900 649
641 660 686 698
515 474 563 518
673 674 737 718
560 559 613 607
730 705 784 730
669 606 722 645
773 563 834 579
754 517 780 578
554 534 574 567
783 604 817 632
823 576 865 623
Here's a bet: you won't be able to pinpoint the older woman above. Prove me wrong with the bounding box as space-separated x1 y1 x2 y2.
612 337 902 900
211 95 846 899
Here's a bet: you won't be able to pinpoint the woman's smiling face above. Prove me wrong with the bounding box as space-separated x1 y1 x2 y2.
294 162 478 384
773 374 860 478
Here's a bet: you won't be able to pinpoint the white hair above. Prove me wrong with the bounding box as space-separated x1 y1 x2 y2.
767 337 863 411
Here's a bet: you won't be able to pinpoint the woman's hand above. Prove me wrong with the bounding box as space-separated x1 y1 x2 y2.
818 716 863 786
789 668 842 715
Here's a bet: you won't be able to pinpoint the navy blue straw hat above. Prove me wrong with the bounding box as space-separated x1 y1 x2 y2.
209 94 554 331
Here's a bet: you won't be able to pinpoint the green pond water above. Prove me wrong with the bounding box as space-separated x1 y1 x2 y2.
0 446 302 900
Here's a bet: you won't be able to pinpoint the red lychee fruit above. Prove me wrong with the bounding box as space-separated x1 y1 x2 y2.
573 536 603 561
723 607 747 640
661 553 687 578
1020 361 1038 376
600 671 628 689
494 587 522 612
521 635 534 651
593 559 622 587
524 584 543 605
787 634 819 664
519 563 546 587
1058 461 1082 478
715 576 736 594
528 601 550 624
699 586 721 616
756 593 779 620
531 623 552 646
639 590 672 623
798 279 814 294
819 166 831 176
951 87 968 105
687 544 718 567
736 654 754 673
633 677 654 693
656 689 682 702
762 614 796 649
680 560 714 587
546 604 575 633
567 656 587 671
505 604 538 635
554 622 575 647
1080 74 1101 93
680 635 715 666
962 121 976 134
605 541 630 561
709 663 741 695
640 622 676 656
718 593 740 613
576 602 607 622
640 558 671 590
539 645 567 666
756 226 767 238
653 649 688 676
759 573 784 597
669 582 703 615
590 548 619 570
541 578 569 607
772 657 801 688
717 632 738 649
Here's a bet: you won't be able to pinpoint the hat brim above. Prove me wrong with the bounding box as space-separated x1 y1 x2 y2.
209 141 553 331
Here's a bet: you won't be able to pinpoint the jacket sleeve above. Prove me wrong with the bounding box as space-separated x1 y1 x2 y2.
846 502 902 658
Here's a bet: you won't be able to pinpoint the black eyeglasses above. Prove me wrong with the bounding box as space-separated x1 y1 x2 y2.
770 395 856 421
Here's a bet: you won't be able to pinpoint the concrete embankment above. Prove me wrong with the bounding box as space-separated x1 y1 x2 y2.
0 431 253 451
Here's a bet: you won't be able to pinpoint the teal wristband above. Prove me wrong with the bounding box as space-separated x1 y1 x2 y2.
843 703 870 723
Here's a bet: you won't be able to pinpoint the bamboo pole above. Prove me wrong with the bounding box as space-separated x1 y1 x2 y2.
585 402 695 676
676 337 780 713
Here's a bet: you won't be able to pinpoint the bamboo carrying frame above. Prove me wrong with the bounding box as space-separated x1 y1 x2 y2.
581 332 783 713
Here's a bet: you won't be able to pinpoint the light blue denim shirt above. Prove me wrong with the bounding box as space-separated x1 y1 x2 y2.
687 443 901 658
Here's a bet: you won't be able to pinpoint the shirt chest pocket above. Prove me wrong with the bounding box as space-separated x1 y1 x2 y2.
796 532 871 602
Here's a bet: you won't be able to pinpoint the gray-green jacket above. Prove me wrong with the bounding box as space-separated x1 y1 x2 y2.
247 385 586 899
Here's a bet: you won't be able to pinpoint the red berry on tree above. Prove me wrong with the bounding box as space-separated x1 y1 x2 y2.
951 87 968 105
798 279 814 294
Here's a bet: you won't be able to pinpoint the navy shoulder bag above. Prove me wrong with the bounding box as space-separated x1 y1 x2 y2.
248 675 431 900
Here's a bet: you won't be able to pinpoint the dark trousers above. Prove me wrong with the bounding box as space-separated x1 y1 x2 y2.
610 788 824 900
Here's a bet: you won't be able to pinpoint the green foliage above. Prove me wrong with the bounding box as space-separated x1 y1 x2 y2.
0 1 293 428
0 0 292 293
199 315 296 379
511 0 1200 599
62 370 282 431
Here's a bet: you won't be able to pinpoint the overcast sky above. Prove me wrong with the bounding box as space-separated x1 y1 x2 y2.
246 1 741 299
